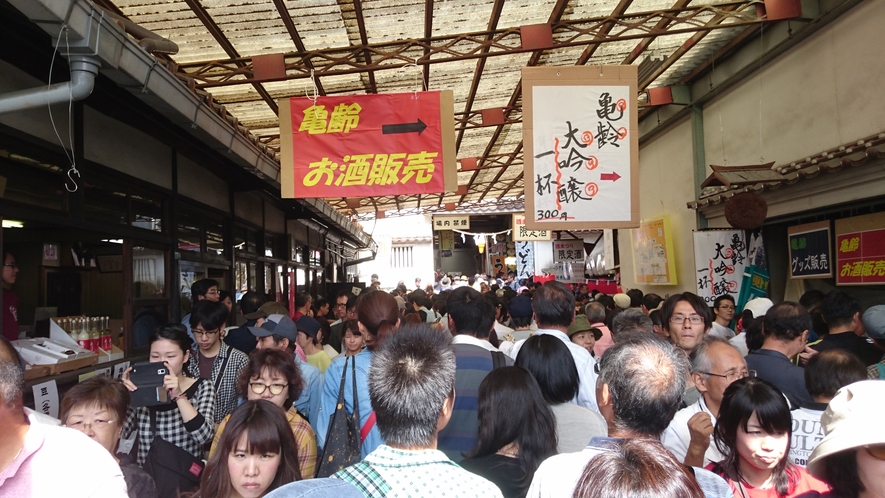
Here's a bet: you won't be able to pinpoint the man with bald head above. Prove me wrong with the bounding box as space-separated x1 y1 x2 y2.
0 338 127 496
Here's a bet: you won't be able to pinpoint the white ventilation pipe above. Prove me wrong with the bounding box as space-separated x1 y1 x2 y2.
0 55 100 116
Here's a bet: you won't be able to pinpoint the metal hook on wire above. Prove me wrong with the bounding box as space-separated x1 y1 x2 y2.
65 166 80 193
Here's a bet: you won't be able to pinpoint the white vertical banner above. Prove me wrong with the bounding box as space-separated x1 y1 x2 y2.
32 380 59 419
515 241 535 280
693 230 749 305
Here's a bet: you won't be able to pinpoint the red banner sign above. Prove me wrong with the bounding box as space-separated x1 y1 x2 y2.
279 91 457 199
835 227 885 285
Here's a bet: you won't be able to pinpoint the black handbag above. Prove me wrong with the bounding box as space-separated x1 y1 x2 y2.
316 356 362 477
142 408 204 498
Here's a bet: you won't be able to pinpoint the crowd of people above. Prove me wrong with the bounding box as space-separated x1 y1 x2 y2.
1 273 884 498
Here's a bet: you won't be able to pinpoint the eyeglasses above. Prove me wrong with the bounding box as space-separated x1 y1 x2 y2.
250 383 289 395
64 419 115 431
700 370 756 382
194 328 219 337
716 305 735 311
4 263 17 268
205 289 220 295
670 315 704 325
866 445 885 460
335 303 347 308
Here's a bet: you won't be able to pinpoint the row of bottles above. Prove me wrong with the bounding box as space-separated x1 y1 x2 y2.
57 316 112 354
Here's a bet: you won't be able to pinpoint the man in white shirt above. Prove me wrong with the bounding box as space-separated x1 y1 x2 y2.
526 335 730 498
789 349 867 467
510 282 598 413
662 335 748 467
709 294 736 339
0 339 127 497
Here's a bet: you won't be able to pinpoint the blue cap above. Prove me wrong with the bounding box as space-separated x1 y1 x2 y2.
249 314 297 342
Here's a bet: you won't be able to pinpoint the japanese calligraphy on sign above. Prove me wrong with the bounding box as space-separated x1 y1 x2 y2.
788 221 832 279
516 241 535 279
512 213 551 241
631 216 677 285
279 91 458 198
552 240 585 263
433 215 470 231
693 230 749 305
522 66 639 230
835 212 885 286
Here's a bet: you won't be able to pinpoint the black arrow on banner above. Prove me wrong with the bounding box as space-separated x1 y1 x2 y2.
382 119 427 135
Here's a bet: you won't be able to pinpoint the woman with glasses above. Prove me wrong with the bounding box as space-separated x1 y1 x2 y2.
209 348 317 479
62 376 157 498
187 300 249 424
807 380 885 498
707 377 829 497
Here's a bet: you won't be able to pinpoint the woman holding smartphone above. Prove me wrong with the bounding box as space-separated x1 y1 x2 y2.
121 324 216 467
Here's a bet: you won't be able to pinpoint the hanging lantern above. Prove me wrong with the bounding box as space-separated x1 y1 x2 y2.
475 234 486 254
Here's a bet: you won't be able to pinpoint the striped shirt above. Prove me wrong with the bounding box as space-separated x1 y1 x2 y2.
436 338 512 462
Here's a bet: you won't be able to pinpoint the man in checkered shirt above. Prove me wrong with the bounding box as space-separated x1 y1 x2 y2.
332 324 502 498
187 300 249 424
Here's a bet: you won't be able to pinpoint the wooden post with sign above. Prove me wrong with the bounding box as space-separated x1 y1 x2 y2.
279 91 458 199
522 66 639 230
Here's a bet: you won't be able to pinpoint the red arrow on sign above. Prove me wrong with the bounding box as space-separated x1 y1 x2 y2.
600 172 621 182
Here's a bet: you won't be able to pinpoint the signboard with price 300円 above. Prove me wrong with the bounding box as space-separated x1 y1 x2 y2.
522 66 639 230
279 91 458 199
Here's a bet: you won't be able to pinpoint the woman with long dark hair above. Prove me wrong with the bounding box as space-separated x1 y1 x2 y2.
316 290 399 457
460 366 557 498
514 335 607 454
708 378 829 497
195 400 300 498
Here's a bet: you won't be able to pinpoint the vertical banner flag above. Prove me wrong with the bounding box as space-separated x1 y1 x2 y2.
835 212 885 285
736 232 770 312
631 216 677 285
279 91 458 198
523 66 639 230
693 230 749 305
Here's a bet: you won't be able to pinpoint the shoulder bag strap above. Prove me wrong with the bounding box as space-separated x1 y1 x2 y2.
351 355 360 428
213 347 232 393
491 351 506 370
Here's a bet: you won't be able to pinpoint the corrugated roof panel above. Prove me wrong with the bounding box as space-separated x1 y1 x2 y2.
498 166 522 181
565 0 626 21
457 171 474 184
458 126 496 158
201 1 296 57
284 0 351 50
432 0 494 36
498 0 557 28
113 0 230 63
470 52 530 110
362 0 426 43
427 60 482 112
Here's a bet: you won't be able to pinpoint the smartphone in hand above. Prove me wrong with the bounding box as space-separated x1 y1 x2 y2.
129 361 170 407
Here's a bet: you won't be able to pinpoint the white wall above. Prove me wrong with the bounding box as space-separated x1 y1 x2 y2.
356 215 435 288
619 118 696 294
620 1 885 296
703 1 885 169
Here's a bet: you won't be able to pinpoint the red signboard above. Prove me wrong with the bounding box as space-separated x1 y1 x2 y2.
279 91 457 199
835 228 885 285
